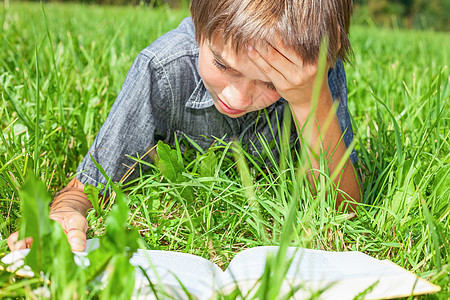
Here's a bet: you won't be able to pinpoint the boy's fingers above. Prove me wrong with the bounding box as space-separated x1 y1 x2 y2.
251 42 316 88
24 236 33 247
64 213 88 252
7 232 19 250
50 211 88 252
269 39 303 66
66 213 89 232
7 232 33 251
247 44 286 85
12 240 28 251
67 229 87 252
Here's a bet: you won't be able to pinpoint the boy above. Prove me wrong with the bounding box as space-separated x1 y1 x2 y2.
8 0 361 252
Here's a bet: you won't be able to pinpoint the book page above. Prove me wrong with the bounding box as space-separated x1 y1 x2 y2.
78 239 225 298
130 249 223 299
219 246 440 299
222 246 347 283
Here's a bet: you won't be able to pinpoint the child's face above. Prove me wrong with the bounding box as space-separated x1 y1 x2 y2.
198 35 281 118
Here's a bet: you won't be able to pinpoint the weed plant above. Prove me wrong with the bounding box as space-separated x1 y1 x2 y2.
0 2 449 299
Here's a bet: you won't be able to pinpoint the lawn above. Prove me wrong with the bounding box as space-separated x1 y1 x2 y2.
0 2 449 299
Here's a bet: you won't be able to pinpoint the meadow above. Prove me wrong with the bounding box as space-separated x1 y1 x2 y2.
0 2 449 298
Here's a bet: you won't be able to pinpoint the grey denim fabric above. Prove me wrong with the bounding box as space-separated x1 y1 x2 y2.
76 17 357 188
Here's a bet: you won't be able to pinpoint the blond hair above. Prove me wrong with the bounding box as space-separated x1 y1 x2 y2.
190 0 353 64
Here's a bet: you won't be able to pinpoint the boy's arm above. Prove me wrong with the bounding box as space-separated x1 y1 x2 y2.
248 42 361 209
7 178 91 252
288 84 361 209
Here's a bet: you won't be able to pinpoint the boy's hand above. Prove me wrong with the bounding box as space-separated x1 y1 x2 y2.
247 40 327 108
248 40 362 207
7 232 33 251
7 178 92 253
49 178 91 251
7 210 88 252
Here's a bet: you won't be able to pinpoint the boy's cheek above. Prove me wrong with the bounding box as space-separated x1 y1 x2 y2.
198 59 225 92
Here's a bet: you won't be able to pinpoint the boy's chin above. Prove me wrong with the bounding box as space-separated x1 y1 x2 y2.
218 110 247 118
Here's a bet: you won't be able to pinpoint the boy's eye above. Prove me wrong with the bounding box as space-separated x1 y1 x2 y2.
213 59 227 71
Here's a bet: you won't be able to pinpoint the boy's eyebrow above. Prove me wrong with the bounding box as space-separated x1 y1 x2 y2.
209 45 276 88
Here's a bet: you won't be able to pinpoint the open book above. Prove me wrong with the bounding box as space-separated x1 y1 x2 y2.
2 241 440 299
128 246 440 299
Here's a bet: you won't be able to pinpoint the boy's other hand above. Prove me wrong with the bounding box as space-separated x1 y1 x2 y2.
6 210 87 252
49 178 91 252
7 232 33 251
7 178 92 253
247 40 325 108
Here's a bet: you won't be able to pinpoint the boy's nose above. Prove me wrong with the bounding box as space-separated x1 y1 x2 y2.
223 80 253 109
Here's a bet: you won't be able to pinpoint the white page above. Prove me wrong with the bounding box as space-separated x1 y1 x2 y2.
222 246 407 282
219 246 440 299
222 247 345 284
130 249 223 299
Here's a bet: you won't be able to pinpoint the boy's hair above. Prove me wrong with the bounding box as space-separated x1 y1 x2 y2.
190 0 353 65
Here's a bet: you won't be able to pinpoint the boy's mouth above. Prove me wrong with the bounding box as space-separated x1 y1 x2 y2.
217 97 246 115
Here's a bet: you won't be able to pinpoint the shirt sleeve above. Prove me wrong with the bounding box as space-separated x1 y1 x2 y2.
76 51 172 189
328 59 358 164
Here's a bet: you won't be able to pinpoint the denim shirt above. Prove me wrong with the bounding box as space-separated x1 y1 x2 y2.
76 17 356 188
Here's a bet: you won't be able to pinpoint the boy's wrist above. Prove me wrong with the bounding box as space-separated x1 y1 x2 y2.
50 191 91 216
288 85 334 124
50 178 92 216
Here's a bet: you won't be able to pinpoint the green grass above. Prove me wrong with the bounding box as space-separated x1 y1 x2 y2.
1 2 449 299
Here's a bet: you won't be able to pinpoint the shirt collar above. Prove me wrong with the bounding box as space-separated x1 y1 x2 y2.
185 80 214 109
